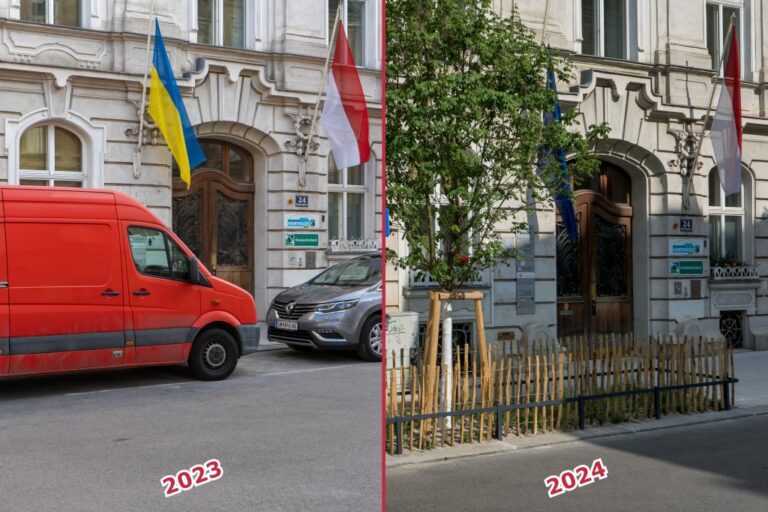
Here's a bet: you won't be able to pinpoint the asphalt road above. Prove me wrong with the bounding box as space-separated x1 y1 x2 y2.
0 347 381 511
387 414 768 511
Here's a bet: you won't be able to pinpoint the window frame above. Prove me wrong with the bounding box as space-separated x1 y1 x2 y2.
193 0 248 49
18 123 86 187
328 0 376 68
705 0 749 78
707 167 747 262
18 0 85 28
328 156 370 242
579 0 636 60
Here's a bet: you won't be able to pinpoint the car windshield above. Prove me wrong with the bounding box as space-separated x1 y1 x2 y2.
309 257 381 286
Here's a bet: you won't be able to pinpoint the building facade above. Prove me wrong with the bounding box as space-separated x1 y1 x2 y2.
0 0 383 316
387 0 768 349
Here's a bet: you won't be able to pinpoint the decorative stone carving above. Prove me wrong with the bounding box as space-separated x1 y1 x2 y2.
284 111 319 158
124 101 160 145
668 128 702 176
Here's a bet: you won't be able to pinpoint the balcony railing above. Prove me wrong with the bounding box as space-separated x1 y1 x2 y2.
710 264 760 281
328 238 379 254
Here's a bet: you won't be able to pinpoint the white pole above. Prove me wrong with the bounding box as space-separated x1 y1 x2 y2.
300 3 343 187
441 301 453 428
684 15 736 209
133 0 156 179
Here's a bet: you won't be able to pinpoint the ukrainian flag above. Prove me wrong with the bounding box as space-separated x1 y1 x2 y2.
148 19 205 188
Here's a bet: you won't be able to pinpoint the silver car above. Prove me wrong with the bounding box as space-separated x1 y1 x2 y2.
266 253 382 361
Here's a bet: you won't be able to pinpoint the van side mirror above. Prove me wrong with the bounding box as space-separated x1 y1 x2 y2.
189 257 202 285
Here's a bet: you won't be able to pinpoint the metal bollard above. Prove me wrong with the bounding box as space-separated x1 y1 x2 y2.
723 381 731 410
396 419 403 455
495 407 503 440
578 395 586 430
654 386 662 419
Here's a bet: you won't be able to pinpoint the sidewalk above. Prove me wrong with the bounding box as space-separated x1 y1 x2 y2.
386 349 768 468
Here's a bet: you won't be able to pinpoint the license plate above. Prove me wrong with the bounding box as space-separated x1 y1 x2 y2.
275 319 298 331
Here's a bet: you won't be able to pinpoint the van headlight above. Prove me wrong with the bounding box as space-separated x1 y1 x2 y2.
316 300 359 313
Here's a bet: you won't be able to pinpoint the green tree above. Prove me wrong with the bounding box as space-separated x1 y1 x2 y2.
386 0 609 291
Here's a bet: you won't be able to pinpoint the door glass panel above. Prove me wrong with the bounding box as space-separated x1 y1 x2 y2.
172 190 203 258
223 0 245 48
595 216 627 296
200 141 223 169
556 223 581 297
197 0 215 44
166 236 190 280
216 192 248 266
228 147 249 182
127 226 171 278
20 126 47 170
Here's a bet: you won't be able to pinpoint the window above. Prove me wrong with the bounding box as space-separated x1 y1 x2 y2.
328 154 367 241
574 162 631 204
128 226 190 281
706 1 747 74
197 0 245 48
581 0 634 60
708 167 744 261
19 125 84 187
20 0 79 26
329 0 366 65
172 140 252 183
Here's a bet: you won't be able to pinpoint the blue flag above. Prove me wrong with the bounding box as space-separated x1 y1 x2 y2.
541 48 578 242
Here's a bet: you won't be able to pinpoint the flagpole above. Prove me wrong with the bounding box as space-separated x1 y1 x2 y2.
300 3 343 187
132 0 156 179
684 14 736 209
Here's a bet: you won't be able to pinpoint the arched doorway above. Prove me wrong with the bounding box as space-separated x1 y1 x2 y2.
172 139 255 295
557 161 633 337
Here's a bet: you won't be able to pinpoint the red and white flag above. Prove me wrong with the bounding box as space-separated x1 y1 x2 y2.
711 27 742 196
321 21 370 168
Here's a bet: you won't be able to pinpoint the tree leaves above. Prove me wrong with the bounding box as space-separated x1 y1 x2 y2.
386 0 609 290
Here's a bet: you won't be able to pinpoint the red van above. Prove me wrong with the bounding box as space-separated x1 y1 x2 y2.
0 186 259 381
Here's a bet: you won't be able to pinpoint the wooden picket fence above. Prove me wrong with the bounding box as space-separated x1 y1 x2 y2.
385 334 735 455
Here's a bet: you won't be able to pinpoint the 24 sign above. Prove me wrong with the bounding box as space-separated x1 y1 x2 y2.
544 458 608 498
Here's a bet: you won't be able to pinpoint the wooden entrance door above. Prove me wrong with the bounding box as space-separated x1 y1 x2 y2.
557 163 633 337
172 140 254 295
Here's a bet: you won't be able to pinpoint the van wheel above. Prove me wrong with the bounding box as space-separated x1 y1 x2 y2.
357 315 382 362
189 329 239 381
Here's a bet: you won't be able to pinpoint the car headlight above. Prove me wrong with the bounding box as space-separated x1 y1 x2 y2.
316 300 359 313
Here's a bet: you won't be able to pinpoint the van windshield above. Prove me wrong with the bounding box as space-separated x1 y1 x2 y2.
309 257 381 286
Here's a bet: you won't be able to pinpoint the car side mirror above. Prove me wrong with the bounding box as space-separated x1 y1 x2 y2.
189 257 202 285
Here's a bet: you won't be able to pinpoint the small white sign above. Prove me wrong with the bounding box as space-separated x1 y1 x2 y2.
284 213 321 230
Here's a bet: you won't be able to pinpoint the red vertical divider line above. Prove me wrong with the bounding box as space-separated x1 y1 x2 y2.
380 0 387 510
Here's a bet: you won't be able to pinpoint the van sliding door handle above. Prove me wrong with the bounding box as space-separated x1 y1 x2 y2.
132 289 151 297
101 290 121 297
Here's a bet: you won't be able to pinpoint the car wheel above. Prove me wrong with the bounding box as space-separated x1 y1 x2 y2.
189 328 239 381
357 315 382 362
